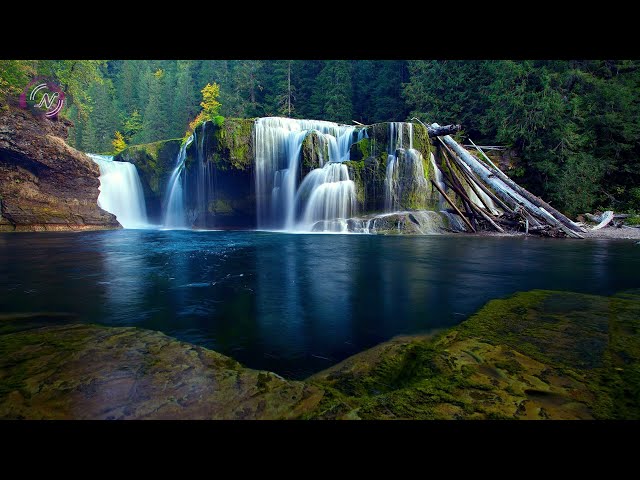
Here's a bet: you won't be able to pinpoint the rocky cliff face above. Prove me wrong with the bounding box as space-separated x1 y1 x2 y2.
0 106 120 231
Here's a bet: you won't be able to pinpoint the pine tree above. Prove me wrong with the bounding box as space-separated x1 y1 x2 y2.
172 61 197 137
118 60 139 114
122 110 143 143
232 61 263 117
141 69 169 142
312 61 353 123
84 80 118 152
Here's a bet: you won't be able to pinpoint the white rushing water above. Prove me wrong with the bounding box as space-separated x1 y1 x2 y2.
429 152 447 210
88 154 148 229
254 117 359 231
384 121 418 212
348 210 468 235
295 163 356 232
163 135 194 228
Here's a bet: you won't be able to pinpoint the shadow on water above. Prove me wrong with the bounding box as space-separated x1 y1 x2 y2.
1 230 638 378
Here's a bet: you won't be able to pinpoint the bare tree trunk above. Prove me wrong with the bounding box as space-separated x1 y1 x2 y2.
426 124 461 138
468 139 585 234
436 126 584 239
430 179 476 232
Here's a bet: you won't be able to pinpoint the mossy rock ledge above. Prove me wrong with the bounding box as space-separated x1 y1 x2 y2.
115 139 182 223
2 289 639 419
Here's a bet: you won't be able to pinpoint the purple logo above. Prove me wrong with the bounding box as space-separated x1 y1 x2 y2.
19 79 65 118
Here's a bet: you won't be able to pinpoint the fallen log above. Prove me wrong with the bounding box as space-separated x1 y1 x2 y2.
436 126 584 239
411 118 461 138
591 211 614 230
430 179 476 232
440 147 479 229
467 138 585 234
439 138 536 226
440 140 508 215
440 174 505 233
427 124 461 138
585 213 602 223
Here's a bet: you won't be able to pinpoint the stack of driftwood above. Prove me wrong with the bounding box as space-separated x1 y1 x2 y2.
424 122 586 239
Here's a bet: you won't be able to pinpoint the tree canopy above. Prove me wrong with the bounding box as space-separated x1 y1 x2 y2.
1 59 639 215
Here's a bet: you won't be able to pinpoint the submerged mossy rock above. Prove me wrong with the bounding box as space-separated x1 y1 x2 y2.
115 139 182 223
1 289 639 419
0 322 322 420
306 289 640 419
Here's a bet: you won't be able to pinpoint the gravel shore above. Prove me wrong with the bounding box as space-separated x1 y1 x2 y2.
582 226 640 240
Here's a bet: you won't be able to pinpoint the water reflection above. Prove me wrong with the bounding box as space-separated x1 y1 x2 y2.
1 231 639 378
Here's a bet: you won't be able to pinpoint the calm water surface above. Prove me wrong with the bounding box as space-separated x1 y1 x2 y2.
1 230 638 378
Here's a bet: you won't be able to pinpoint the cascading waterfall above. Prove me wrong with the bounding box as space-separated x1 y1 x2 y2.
430 152 447 210
295 163 355 232
195 122 215 224
348 210 467 235
163 135 194 228
254 117 358 231
88 154 148 229
385 122 417 212
162 123 217 229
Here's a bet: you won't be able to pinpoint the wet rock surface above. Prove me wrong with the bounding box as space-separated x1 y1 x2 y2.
0 322 322 419
1 289 639 419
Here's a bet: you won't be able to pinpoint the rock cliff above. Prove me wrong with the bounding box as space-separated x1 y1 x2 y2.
0 106 120 231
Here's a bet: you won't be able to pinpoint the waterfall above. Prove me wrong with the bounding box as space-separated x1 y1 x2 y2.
384 122 419 212
195 123 215 225
88 154 148 229
296 163 355 232
347 210 468 235
254 117 357 230
384 154 398 211
430 152 447 210
163 135 194 229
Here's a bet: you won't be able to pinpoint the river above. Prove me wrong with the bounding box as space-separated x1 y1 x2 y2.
1 230 638 378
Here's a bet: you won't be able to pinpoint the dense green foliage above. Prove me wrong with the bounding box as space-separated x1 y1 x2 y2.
1 59 639 214
404 60 640 214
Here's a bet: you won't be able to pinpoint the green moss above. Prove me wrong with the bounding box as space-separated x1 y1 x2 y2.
206 118 254 171
3 289 640 419
306 289 640 419
301 132 329 175
411 122 432 159
208 199 233 214
116 139 182 195
349 138 371 162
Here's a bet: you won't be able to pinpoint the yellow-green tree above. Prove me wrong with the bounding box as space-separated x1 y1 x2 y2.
112 131 127 153
188 82 222 134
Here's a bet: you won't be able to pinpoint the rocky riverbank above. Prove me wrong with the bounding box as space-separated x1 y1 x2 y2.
0 106 120 232
1 288 638 419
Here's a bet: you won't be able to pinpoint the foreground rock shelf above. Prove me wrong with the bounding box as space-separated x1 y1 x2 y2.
1 289 639 419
